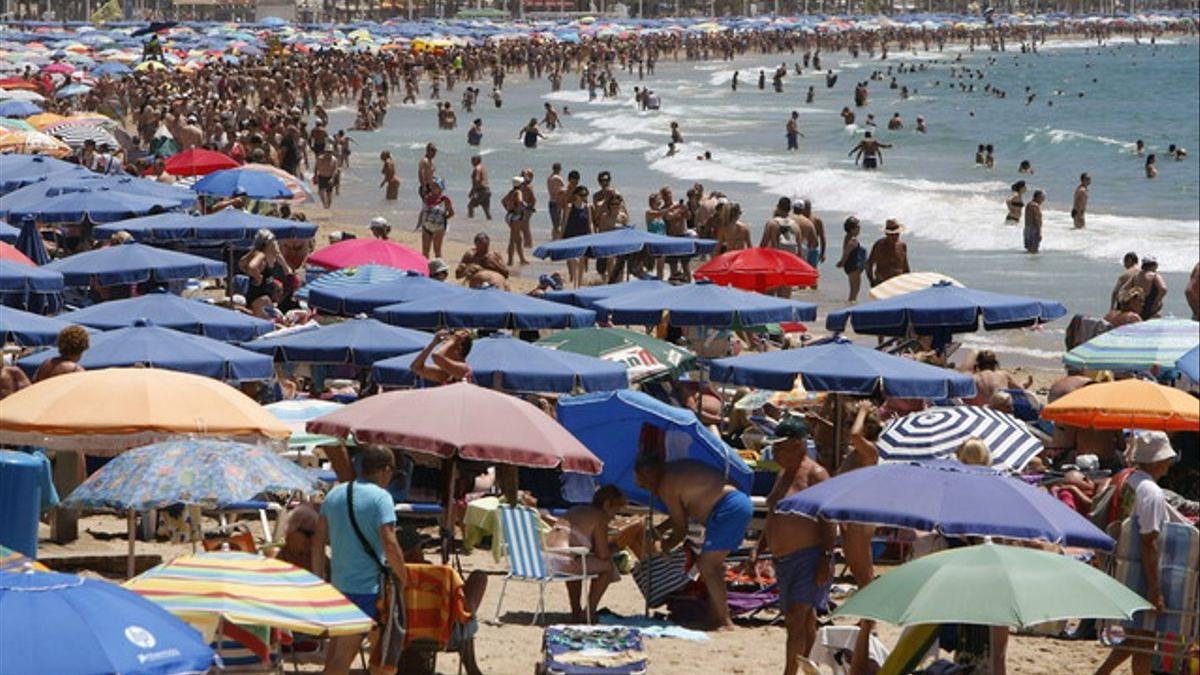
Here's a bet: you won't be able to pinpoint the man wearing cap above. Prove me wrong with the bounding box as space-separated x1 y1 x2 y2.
1119 256 1168 320
865 219 910 287
1096 431 1180 675
427 259 450 281
368 217 391 240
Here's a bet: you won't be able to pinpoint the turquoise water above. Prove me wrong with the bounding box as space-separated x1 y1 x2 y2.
328 35 1199 369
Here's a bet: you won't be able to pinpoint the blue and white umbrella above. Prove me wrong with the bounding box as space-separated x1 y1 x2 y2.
877 406 1042 473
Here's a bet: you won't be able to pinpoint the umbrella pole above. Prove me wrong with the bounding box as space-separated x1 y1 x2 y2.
126 509 136 579
225 244 236 299
833 394 844 473
441 457 458 566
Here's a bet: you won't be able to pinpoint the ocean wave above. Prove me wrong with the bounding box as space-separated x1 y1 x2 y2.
542 130 605 146
541 89 627 106
595 136 657 152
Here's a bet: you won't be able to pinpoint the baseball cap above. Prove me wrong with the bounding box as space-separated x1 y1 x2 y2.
766 416 810 444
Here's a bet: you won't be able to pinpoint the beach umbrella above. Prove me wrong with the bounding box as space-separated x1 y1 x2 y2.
776 460 1114 550
265 399 343 449
244 317 429 366
1041 379 1199 432
0 153 83 194
831 542 1150 628
89 211 197 242
95 208 317 244
876 406 1042 472
826 281 1067 345
307 238 429 273
542 278 669 309
6 187 185 224
0 571 215 675
14 214 49 265
0 367 290 452
63 439 319 512
43 242 226 287
1063 318 1199 373
710 337 977 399
0 220 18 243
594 280 816 327
0 544 48 572
373 333 629 393
536 326 696 382
374 287 595 330
18 321 274 382
55 83 94 98
126 552 373 637
238 163 313 204
0 89 44 102
557 389 751 508
0 257 63 313
60 291 273 341
0 100 41 117
304 268 466 316
0 240 34 266
532 227 715 261
47 122 118 148
0 175 196 218
0 128 71 157
163 147 239 176
693 247 819 292
24 113 70 131
0 306 79 346
1178 345 1200 383
308 381 603 473
192 168 293 200
90 61 132 77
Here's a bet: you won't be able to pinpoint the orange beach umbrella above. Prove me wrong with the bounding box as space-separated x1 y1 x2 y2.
1041 379 1199 432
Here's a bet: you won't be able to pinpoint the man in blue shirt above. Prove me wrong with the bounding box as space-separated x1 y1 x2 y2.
313 445 406 674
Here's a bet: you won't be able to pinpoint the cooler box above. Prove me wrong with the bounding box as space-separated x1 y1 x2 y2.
0 450 44 558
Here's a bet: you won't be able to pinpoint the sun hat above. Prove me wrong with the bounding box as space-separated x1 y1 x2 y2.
1131 430 1177 464
427 259 449 277
884 219 905 234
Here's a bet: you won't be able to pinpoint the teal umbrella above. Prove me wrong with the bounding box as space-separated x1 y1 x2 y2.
1064 318 1199 373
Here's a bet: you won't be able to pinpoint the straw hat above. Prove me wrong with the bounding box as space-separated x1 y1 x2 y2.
884 219 906 234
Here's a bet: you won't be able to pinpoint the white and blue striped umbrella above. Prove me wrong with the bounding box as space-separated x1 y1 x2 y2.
877 406 1041 473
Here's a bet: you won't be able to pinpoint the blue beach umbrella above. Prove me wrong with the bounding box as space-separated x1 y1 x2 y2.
710 337 977 398
14 216 49 266
556 389 752 508
0 154 85 194
90 61 132 77
374 286 595 330
0 175 194 218
0 571 215 675
542 278 669 309
825 281 1067 344
0 262 63 313
0 221 18 243
95 209 317 244
18 321 274 381
373 333 629 392
0 306 79 346
776 460 1114 550
5 188 185 224
192 168 293 200
89 211 198 243
43 242 226 287
1178 344 1200 384
0 100 41 117
61 291 273 341
1063 318 1199 373
303 268 466 315
594 280 817 327
244 317 429 366
532 227 716 261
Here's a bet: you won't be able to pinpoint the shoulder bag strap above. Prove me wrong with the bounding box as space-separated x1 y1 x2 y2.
346 481 387 575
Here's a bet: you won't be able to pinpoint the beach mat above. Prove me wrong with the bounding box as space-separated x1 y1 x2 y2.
539 625 648 675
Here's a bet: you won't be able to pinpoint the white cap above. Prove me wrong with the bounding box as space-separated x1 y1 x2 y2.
1131 430 1176 464
369 216 388 229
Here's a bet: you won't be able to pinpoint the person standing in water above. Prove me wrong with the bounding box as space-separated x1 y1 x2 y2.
849 132 891 170
1024 190 1045 254
785 112 804 151
1145 154 1157 178
379 151 399 201
519 118 544 149
1005 181 1026 226
1072 173 1090 229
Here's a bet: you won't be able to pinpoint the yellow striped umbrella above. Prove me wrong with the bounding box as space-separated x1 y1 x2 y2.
0 544 48 572
125 552 373 636
0 128 71 158
869 271 962 301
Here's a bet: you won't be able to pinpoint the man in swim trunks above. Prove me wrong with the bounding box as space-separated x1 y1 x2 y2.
848 131 891 169
635 453 752 631
1071 172 1090 229
1121 256 1168 320
865 220 910 286
1111 252 1140 310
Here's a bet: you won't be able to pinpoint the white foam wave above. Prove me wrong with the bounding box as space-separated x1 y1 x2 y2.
541 89 627 107
595 136 656 152
1046 128 1134 150
543 130 605 146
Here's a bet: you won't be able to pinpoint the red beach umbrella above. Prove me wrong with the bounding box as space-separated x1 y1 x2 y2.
694 247 818 292
307 239 429 274
0 242 35 267
307 382 602 474
163 148 240 177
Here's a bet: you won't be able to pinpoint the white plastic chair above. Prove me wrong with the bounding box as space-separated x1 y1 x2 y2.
492 505 596 625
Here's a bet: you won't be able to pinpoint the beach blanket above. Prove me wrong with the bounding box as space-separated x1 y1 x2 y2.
403 563 472 650
542 625 648 674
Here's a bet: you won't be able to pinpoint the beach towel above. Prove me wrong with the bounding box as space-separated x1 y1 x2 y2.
632 549 692 608
403 563 472 650
540 625 648 675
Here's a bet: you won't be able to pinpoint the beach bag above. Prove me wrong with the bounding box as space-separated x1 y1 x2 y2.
631 548 691 608
1088 468 1135 530
346 482 407 674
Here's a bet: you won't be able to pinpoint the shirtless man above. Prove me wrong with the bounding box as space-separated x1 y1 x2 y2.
848 131 891 169
793 201 825 279
1071 172 1090 229
547 163 567 239
417 143 437 199
1110 252 1140 310
785 111 804 151
1023 189 1044 254
865 220 910 286
313 147 337 209
966 350 1033 407
753 418 833 672
34 326 89 382
379 151 399 201
541 102 561 130
1121 256 1168 320
467 155 492 221
635 454 752 631
456 232 510 289
760 197 797 252
519 168 537 249
714 202 751 253
0 363 31 399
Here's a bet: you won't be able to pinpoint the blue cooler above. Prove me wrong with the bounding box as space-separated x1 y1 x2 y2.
0 450 45 558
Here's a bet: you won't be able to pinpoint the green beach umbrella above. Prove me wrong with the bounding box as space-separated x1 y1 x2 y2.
833 543 1151 629
1063 318 1199 373
537 327 696 382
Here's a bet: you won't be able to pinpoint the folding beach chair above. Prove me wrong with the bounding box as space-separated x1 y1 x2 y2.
493 505 596 625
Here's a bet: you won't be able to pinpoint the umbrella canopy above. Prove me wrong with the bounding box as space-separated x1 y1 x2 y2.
192 168 293 200
64 439 319 511
94 209 317 244
5 187 185 224
0 153 83 194
0 543 48 572
305 268 466 316
47 122 118 148
373 333 629 393
1063 318 1200 373
374 287 596 330
0 258 63 313
0 367 289 452
595 280 817 327
14 215 49 265
557 389 752 508
61 292 273 341
0 306 79 346
163 147 239 176
877 406 1042 472
43 242 226 287
542 278 670 310
0 100 42 117
710 338 977 398
0 175 195 218
127 552 371 637
1040 379 1200 432
833 543 1150 628
0 571 215 675
826 281 1067 339
18 322 274 382
308 238 429 273
776 460 1114 550
1178 344 1200 383
0 221 17 243
693 247 819 292
532 227 714 261
265 399 343 448
536 326 696 382
308 382 603 473
244 317 429 366
0 240 34 266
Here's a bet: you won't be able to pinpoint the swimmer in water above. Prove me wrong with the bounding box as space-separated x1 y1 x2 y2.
1018 160 1034 175
1005 181 1026 226
1145 154 1157 179
518 118 545 148
848 131 891 170
887 113 903 130
975 144 985 165
840 107 856 125
915 116 927 133
1134 139 1145 156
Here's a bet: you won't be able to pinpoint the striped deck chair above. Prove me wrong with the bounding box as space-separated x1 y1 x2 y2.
493 505 596 626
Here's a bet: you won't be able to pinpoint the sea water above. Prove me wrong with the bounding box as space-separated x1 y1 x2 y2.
328 36 1199 371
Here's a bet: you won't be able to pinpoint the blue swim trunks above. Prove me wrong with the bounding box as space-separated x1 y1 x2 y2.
344 592 379 620
775 546 831 613
702 490 753 553
803 248 821 267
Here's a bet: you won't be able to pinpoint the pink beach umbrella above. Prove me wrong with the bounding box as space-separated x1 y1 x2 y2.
307 238 429 274
307 382 603 474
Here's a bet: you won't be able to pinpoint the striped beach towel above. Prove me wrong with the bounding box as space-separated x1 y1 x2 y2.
404 564 472 649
